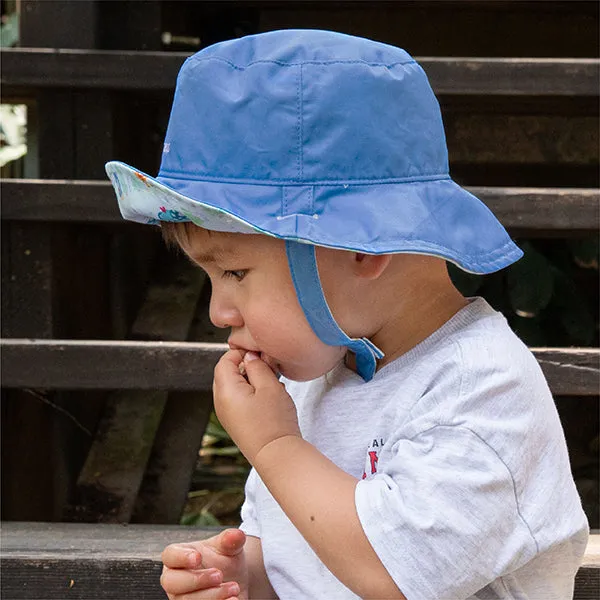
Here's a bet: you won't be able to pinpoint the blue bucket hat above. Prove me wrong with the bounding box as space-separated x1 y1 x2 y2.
105 29 522 381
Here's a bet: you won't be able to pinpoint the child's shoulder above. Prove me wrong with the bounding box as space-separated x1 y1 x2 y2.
372 298 553 426
387 296 541 388
447 299 547 392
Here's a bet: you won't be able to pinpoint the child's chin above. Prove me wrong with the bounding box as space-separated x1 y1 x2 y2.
279 362 335 382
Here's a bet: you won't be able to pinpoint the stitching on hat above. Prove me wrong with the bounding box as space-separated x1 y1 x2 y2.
188 56 416 71
296 63 302 181
158 171 451 185
299 63 304 180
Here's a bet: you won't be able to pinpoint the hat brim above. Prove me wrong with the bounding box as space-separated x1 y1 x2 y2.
105 160 522 275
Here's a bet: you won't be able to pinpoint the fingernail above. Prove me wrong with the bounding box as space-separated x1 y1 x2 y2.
225 582 240 595
208 570 222 585
245 351 260 362
187 551 200 568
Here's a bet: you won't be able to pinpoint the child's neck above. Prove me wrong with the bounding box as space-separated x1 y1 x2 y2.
347 274 469 374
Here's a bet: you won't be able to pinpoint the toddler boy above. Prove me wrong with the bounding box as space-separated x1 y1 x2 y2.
106 29 588 600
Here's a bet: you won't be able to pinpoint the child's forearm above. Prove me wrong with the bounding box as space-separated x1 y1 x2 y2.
253 436 406 600
245 535 279 599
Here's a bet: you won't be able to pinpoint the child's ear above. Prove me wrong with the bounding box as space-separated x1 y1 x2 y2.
353 253 392 280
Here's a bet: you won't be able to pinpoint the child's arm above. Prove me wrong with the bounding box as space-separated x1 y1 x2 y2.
214 351 406 600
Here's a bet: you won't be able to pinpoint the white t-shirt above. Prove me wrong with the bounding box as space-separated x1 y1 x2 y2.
239 298 589 599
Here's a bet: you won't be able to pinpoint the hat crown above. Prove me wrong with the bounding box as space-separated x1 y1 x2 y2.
159 29 449 184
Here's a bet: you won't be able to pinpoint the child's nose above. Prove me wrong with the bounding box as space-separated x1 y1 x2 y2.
209 292 243 329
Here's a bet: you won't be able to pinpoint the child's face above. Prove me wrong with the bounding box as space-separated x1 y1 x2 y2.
183 228 347 381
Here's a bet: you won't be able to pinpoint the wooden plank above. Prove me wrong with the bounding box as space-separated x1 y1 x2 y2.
445 114 598 167
468 187 600 231
2 180 599 231
423 58 600 97
131 389 214 524
0 522 219 600
0 523 597 600
576 531 600 600
66 389 169 523
1 340 598 396
0 223 54 338
133 282 227 524
575 568 600 600
0 339 225 391
0 48 188 91
66 252 207 523
256 1 599 60
97 0 162 51
534 348 600 397
1 48 598 96
20 0 97 49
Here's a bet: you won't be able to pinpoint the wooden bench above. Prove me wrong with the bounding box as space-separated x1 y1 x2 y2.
0 523 598 599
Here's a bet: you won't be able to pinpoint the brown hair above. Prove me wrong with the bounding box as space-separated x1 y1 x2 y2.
160 221 195 250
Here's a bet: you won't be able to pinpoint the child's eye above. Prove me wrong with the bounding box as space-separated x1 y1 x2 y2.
222 269 247 281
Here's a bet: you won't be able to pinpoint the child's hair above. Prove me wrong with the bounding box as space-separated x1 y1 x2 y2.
160 221 206 251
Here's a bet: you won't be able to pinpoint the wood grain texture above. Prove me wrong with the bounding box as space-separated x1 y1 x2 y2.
0 339 226 391
2 48 598 96
534 348 600 397
0 522 219 600
0 523 597 600
1 340 598 395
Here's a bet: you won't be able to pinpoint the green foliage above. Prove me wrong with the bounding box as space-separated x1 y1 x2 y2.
449 236 599 347
181 508 222 527
181 414 249 527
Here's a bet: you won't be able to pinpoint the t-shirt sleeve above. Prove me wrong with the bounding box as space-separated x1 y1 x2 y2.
239 467 261 538
355 424 538 600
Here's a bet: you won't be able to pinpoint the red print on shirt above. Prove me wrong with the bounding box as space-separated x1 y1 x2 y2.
361 438 385 479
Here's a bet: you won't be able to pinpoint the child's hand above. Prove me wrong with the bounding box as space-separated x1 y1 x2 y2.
213 350 301 465
160 528 248 600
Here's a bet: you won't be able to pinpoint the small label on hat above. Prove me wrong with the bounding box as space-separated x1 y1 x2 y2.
163 143 171 153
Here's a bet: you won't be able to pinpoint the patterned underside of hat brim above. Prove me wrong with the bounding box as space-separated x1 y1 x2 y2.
106 161 522 275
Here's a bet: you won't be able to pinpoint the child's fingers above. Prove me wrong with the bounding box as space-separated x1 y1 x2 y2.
243 352 282 391
162 580 241 600
207 528 247 557
160 566 223 595
214 351 255 396
161 542 203 569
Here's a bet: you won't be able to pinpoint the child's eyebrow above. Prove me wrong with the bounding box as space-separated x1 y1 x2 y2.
190 246 237 265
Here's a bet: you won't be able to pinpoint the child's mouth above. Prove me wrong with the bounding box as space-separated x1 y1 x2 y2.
233 347 280 378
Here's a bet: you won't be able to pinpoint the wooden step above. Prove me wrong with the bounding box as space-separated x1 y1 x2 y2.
1 179 599 232
1 339 598 396
1 48 598 96
0 522 597 600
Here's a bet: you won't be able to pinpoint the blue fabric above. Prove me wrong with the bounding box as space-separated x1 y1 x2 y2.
285 241 384 381
104 29 524 376
105 29 522 274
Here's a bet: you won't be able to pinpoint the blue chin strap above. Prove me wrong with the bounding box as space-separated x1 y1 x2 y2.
285 240 384 382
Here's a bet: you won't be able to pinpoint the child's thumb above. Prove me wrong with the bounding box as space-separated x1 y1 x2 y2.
244 352 278 388
215 528 246 556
